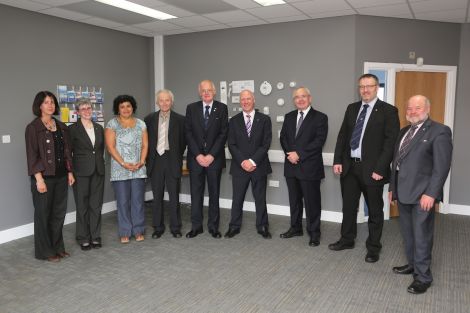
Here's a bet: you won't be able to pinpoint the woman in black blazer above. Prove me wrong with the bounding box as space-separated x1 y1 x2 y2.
69 98 105 251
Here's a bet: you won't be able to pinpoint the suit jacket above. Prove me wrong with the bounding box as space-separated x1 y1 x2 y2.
144 110 186 178
26 117 73 176
68 119 105 177
333 99 399 185
280 107 328 180
228 111 272 178
389 119 452 204
185 100 228 171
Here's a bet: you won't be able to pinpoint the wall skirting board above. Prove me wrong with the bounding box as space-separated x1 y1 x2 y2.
2 191 468 244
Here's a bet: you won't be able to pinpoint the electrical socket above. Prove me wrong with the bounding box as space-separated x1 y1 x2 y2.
409 51 416 59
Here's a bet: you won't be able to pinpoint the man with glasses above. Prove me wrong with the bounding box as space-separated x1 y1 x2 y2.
185 80 228 239
329 74 399 263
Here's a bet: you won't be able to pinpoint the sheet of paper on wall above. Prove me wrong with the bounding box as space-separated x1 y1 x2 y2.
230 80 255 93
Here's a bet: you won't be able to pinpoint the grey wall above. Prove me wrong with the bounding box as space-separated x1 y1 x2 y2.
450 23 470 205
165 15 469 209
0 4 153 231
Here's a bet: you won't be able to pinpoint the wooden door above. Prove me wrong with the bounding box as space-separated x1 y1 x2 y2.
390 71 447 217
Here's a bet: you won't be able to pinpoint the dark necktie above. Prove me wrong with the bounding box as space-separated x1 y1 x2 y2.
204 105 210 129
350 104 369 150
246 114 252 137
295 111 304 136
397 125 418 167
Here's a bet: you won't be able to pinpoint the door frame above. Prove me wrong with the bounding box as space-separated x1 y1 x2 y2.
364 62 457 214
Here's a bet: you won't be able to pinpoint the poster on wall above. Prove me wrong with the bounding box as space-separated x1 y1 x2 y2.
57 84 104 126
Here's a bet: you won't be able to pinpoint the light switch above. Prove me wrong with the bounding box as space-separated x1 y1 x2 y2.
2 135 11 143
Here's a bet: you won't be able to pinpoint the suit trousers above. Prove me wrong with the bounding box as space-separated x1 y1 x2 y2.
229 174 269 231
397 201 435 284
30 175 68 259
73 171 104 244
150 152 182 232
285 178 321 239
112 179 146 237
189 168 221 231
340 162 384 253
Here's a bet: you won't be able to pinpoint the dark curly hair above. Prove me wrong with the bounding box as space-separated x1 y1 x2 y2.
113 94 137 115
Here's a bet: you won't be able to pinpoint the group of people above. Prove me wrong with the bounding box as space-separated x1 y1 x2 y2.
25 74 452 295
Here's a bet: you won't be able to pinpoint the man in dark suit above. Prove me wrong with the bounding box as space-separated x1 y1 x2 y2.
145 89 186 239
389 95 452 294
279 87 328 247
69 98 105 250
185 80 228 238
329 74 400 263
225 90 272 239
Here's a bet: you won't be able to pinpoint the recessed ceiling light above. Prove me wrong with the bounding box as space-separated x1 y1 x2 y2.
94 0 177 20
253 0 286 6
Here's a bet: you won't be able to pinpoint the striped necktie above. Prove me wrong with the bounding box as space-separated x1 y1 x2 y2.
246 114 252 137
296 111 304 136
350 104 369 150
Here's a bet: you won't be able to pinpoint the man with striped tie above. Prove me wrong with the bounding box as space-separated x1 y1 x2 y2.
225 90 272 239
329 74 399 263
145 89 186 239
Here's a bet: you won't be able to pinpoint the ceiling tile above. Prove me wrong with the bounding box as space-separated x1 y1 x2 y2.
38 7 91 20
151 4 196 17
347 0 407 8
226 19 267 27
193 24 231 32
170 15 220 27
34 0 86 5
222 0 261 9
292 0 352 13
357 3 412 18
410 0 467 13
158 0 237 14
161 28 194 35
203 10 257 23
112 25 153 36
265 14 311 23
133 20 184 31
305 9 356 19
62 1 155 25
246 4 303 19
0 0 50 11
125 0 168 9
81 17 124 28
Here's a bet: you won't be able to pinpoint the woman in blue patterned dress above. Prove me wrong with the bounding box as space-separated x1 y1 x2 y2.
105 95 148 243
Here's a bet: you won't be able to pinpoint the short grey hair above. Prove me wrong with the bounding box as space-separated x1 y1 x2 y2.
292 86 311 99
156 89 175 103
76 98 92 110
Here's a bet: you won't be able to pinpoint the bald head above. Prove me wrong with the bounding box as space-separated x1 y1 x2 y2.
240 89 255 113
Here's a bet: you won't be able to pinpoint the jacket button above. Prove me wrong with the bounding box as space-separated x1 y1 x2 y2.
47 150 51 154
92 151 95 154
47 160 52 164
46 139 50 143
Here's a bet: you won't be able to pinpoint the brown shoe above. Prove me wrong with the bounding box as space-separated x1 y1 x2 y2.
57 251 70 258
47 255 60 262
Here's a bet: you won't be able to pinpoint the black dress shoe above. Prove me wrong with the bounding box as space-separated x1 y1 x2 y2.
152 230 164 239
407 280 431 294
365 252 379 263
328 240 354 251
91 241 102 249
171 231 182 238
209 229 222 238
280 228 303 238
257 227 272 239
186 228 203 238
393 264 414 275
224 228 240 238
80 243 91 251
309 238 320 247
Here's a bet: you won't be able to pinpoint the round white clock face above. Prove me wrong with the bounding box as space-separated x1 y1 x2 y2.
259 81 272 96
289 81 297 88
276 82 284 90
277 98 285 106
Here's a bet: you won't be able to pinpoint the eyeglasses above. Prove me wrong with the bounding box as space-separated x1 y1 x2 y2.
359 85 377 90
79 107 93 111
200 89 214 94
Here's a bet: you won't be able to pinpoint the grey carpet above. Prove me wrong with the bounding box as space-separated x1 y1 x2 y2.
1 204 469 313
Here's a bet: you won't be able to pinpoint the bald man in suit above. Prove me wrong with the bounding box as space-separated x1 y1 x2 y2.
389 95 452 294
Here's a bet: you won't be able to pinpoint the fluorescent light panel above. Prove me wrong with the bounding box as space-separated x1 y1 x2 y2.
253 0 286 6
94 0 177 20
